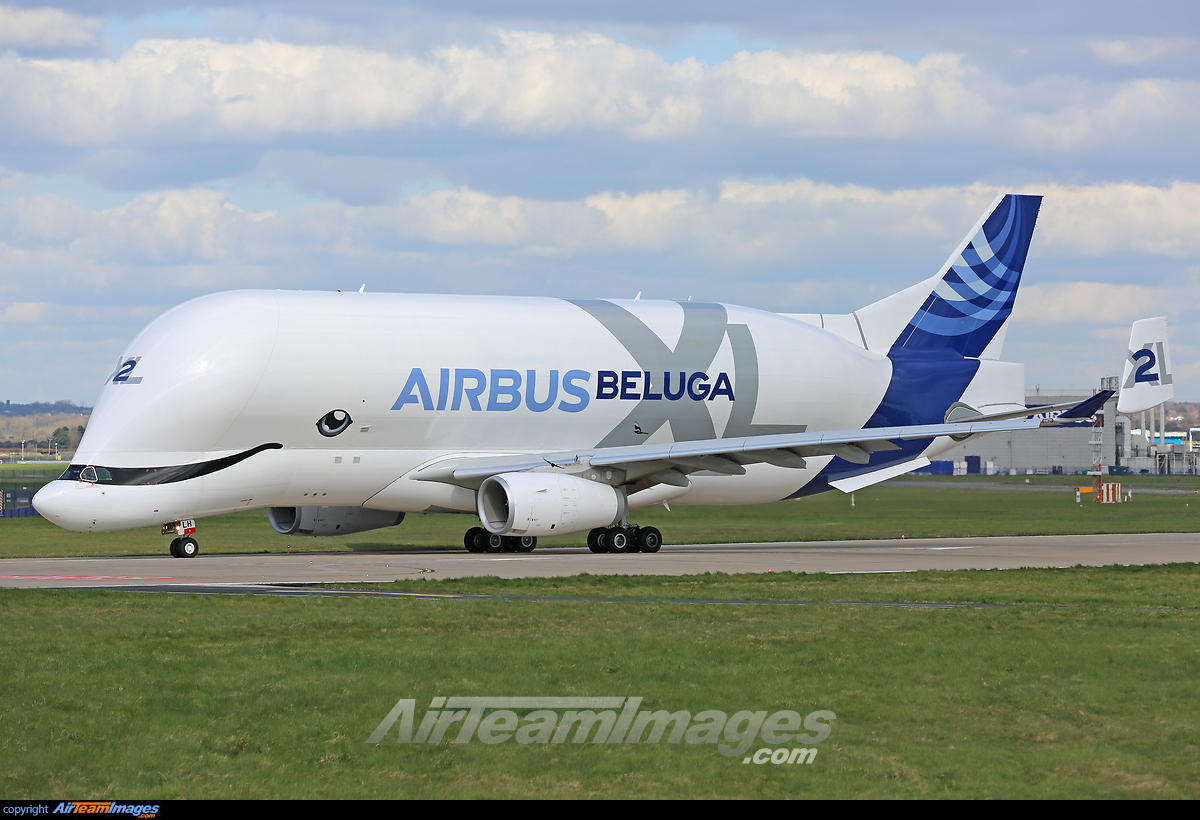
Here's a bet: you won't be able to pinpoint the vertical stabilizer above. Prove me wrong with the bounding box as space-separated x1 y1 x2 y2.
1117 317 1173 414
854 194 1042 358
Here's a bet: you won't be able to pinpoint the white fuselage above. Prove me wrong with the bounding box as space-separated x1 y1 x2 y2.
34 289 962 534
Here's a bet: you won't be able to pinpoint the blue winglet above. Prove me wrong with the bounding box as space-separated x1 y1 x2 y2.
1055 390 1114 420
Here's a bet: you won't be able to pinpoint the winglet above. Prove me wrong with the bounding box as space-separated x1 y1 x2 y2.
1047 390 1114 423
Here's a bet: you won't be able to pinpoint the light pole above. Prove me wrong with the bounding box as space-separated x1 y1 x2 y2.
20 440 25 462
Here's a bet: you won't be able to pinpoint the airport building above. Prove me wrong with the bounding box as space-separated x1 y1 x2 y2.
933 381 1197 476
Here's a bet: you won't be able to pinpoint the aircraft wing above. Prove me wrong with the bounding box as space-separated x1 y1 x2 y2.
413 389 1116 489
951 389 1114 425
413 413 1071 490
1000 389 1114 425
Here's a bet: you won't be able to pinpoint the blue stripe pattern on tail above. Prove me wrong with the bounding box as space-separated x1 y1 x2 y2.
893 194 1041 357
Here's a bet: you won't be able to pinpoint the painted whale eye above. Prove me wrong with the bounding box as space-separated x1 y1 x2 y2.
316 409 353 437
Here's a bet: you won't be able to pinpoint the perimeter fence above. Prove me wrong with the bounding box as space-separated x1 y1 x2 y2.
1 465 60 515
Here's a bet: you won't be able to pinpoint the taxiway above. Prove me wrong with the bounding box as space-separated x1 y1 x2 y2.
0 532 1195 591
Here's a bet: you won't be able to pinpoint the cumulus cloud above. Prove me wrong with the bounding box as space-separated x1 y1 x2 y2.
1035 181 1200 257
0 300 158 325
2 8 1196 403
0 164 32 196
436 31 705 137
1088 37 1193 66
1013 282 1172 326
0 31 1194 151
0 189 278 264
0 33 690 144
710 50 985 139
3 177 1197 400
0 301 49 322
3 178 1198 287
712 179 1200 260
0 4 104 51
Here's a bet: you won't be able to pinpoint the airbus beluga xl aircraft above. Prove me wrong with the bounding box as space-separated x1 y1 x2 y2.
33 194 1169 557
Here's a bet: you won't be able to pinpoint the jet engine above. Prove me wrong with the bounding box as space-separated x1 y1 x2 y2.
267 506 405 537
477 472 623 536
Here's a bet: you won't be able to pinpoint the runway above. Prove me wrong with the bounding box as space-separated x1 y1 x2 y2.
0 532 1196 591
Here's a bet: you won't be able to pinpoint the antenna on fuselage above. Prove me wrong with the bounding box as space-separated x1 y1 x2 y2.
358 284 366 292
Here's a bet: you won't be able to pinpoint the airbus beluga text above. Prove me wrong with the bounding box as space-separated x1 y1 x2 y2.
33 194 1168 557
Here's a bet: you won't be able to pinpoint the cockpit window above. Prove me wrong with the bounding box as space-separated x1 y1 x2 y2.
71 466 114 483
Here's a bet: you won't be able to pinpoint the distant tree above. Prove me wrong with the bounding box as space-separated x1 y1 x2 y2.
1162 402 1199 432
51 426 70 448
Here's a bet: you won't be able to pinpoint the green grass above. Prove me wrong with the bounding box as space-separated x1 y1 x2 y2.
350 562 1200 610
4 481 1200 559
1 566 1197 798
0 462 66 480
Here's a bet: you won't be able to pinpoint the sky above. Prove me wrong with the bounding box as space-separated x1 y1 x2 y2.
1 1 1197 405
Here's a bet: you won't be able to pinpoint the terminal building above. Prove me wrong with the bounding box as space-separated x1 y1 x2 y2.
932 379 1196 476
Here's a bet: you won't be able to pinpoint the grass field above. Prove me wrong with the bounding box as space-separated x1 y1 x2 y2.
356 561 1200 609
1 565 1197 799
4 478 1198 798
4 478 1200 559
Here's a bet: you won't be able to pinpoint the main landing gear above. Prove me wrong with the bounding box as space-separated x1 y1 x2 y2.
464 527 536 554
163 519 199 558
587 525 662 554
460 525 662 554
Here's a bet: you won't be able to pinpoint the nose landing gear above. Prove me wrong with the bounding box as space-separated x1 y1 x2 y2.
163 519 199 558
169 536 199 558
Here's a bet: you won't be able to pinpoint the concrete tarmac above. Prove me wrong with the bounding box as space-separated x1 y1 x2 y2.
0 532 1196 590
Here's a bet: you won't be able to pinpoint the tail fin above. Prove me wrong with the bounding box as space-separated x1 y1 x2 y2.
1117 317 1173 413
854 193 1042 358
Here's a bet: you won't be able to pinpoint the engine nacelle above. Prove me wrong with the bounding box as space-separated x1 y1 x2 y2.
267 506 405 537
477 472 623 536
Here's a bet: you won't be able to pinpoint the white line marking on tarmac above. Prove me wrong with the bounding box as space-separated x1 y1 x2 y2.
889 546 984 551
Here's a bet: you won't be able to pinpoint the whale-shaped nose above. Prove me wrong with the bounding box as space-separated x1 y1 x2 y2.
33 481 76 528
33 479 162 533
32 480 109 532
